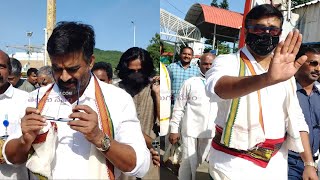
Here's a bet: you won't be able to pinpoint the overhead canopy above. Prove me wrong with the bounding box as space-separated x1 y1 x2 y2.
160 8 201 45
185 3 243 42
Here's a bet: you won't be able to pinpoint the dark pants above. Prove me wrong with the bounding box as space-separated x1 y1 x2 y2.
288 155 305 180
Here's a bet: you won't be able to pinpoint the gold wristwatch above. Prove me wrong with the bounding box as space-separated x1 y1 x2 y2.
304 161 318 170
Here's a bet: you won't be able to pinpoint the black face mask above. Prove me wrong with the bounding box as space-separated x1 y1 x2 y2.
246 33 279 56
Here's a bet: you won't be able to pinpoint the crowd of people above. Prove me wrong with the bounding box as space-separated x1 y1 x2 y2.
161 4 320 180
0 21 160 180
1 3 320 180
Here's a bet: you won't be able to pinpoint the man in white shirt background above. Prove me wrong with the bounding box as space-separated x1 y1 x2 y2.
3 21 150 179
0 50 31 179
169 53 217 180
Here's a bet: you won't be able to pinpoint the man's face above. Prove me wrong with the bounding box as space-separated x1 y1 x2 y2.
179 48 193 64
199 55 215 75
93 69 111 84
245 16 281 57
37 74 54 87
0 52 9 88
296 52 320 83
51 51 94 96
8 74 21 87
27 72 38 86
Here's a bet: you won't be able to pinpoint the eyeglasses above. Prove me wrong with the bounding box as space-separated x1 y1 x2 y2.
247 25 282 37
36 80 80 122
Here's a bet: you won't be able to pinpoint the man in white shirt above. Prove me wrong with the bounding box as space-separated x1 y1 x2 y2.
169 53 217 180
3 22 150 179
205 4 317 180
0 50 31 179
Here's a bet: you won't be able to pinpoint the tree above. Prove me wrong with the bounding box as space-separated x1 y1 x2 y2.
211 0 219 7
147 33 161 73
219 0 229 10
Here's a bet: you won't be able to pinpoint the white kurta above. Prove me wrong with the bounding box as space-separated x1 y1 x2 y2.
3 76 150 179
0 85 31 179
205 47 309 180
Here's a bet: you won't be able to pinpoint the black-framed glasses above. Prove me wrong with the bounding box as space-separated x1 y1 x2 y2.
247 25 282 37
36 80 80 122
307 60 320 67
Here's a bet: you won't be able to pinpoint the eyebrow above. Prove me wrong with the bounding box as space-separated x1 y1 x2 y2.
0 64 7 68
52 64 80 70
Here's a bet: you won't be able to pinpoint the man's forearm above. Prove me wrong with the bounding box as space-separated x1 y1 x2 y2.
102 139 137 172
299 131 314 163
5 137 32 164
214 73 274 99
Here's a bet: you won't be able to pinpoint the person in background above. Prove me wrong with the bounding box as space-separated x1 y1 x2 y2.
0 50 33 179
3 21 150 179
19 68 38 92
116 47 160 179
92 62 113 84
169 53 217 180
205 4 317 179
7 58 24 88
37 66 54 87
288 46 320 179
167 47 199 104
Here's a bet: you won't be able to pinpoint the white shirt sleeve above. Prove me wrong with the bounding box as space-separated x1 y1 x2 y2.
205 53 239 102
114 94 150 178
169 79 190 134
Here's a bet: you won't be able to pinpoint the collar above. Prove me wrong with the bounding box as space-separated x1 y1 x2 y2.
296 80 320 95
0 84 14 98
200 71 205 78
177 61 193 68
241 46 257 63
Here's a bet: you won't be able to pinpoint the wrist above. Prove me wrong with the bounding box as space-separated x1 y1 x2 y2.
304 161 318 170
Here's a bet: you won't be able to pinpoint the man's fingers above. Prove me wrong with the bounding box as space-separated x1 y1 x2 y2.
295 55 308 69
292 33 303 55
25 107 40 115
287 30 300 53
274 41 284 57
281 31 293 54
69 112 89 121
73 105 94 114
68 119 89 127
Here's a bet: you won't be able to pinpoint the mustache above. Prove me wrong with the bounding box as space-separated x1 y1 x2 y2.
57 79 78 87
311 71 320 76
0 76 3 82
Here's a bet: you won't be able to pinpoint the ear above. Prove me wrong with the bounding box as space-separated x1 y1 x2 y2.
89 55 95 69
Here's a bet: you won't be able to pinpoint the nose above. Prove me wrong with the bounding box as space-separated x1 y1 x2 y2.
60 69 72 82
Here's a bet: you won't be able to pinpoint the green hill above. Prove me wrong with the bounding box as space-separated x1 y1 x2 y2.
94 48 123 69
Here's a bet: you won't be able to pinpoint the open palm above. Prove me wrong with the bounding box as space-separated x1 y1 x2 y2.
267 29 307 84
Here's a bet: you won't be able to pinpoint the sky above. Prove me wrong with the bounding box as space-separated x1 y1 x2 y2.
0 0 159 54
160 0 246 19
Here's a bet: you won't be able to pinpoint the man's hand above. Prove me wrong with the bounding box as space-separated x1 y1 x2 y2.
302 165 318 180
169 133 180 145
266 29 308 85
21 107 47 145
151 76 160 95
68 105 103 146
149 148 160 167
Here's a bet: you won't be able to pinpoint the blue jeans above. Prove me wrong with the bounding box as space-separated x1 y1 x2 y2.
288 155 304 180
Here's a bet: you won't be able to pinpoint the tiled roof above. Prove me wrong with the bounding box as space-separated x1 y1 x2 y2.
200 4 243 29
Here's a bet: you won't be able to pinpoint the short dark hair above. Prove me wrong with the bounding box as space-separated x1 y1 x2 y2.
27 68 38 77
245 4 284 28
116 47 155 80
296 45 320 60
47 21 95 64
10 58 22 76
180 47 194 55
0 50 12 74
92 62 113 79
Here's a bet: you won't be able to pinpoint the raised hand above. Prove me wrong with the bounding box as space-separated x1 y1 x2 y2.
21 107 47 145
266 29 307 84
68 105 103 146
